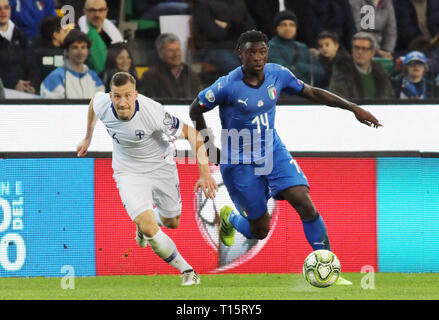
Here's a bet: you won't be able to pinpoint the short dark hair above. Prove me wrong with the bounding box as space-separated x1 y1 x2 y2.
235 30 269 52
105 42 135 72
110 72 136 89
62 29 91 49
317 30 339 44
40 15 62 42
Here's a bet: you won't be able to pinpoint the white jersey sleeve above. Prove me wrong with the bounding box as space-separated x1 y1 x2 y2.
139 95 184 138
92 92 111 120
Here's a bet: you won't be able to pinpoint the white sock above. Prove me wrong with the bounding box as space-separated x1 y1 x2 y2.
146 229 192 273
153 207 164 227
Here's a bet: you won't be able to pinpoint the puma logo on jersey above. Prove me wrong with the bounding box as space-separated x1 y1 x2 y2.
237 98 248 106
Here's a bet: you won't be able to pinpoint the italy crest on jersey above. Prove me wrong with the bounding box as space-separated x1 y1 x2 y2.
267 84 276 100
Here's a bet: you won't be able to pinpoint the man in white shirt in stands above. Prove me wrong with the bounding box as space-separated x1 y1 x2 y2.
77 72 217 285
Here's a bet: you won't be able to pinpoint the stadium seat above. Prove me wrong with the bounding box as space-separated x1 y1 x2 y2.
119 0 158 41
373 57 395 76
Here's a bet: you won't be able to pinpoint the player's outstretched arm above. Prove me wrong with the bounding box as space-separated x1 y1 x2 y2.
77 97 98 157
299 84 383 128
189 98 221 164
181 123 218 199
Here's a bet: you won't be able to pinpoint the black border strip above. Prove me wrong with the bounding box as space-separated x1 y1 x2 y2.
1 98 439 106
1 151 438 159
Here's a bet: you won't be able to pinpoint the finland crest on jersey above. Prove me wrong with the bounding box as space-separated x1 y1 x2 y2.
92 92 183 173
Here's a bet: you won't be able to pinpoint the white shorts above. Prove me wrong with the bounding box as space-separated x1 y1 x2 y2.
113 164 182 221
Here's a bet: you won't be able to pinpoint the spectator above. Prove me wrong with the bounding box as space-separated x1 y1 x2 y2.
40 29 105 99
393 51 437 99
140 33 202 99
285 0 356 52
245 0 279 39
407 35 439 78
78 0 123 74
267 10 325 85
350 0 397 58
101 42 138 91
329 32 395 99
0 77 5 99
393 0 439 52
32 15 72 90
132 0 190 20
190 0 254 76
315 31 350 89
9 0 56 40
0 0 37 94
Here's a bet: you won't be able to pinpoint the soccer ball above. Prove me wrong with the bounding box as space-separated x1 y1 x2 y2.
303 250 341 288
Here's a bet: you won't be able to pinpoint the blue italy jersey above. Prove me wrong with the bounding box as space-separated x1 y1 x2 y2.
198 63 304 163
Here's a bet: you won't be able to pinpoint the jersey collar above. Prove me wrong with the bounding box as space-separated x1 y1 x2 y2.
240 66 266 89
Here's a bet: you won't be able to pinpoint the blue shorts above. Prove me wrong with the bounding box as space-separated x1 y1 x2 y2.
220 144 309 220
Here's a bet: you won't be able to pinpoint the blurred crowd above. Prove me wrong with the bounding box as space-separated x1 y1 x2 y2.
1 0 439 101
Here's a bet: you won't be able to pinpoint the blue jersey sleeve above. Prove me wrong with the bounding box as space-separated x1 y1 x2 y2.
278 66 305 96
197 77 228 111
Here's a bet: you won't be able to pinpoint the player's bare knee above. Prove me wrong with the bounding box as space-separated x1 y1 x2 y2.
297 201 317 220
163 216 180 229
250 214 270 239
286 188 317 219
139 223 159 238
253 226 270 240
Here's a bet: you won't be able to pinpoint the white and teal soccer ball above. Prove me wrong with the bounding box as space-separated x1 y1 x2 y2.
303 250 341 288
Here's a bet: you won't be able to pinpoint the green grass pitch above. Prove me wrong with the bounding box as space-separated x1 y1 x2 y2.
1 273 438 300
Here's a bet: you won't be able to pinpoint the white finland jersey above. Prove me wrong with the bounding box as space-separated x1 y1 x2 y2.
93 92 183 173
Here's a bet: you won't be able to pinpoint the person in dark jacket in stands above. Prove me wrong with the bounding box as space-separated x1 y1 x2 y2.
329 32 395 99
267 10 325 86
0 0 37 94
284 0 356 52
315 31 351 89
140 33 202 99
190 0 254 75
393 0 439 52
244 0 279 39
32 15 72 90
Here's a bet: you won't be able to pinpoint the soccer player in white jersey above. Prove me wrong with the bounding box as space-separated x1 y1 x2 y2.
77 72 218 286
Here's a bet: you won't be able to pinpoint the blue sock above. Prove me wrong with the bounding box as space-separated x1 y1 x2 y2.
301 213 331 251
228 211 256 239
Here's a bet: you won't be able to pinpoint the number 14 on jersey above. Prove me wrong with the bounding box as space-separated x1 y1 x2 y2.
252 112 269 134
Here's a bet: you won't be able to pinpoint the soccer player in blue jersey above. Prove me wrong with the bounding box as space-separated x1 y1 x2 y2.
189 31 382 284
